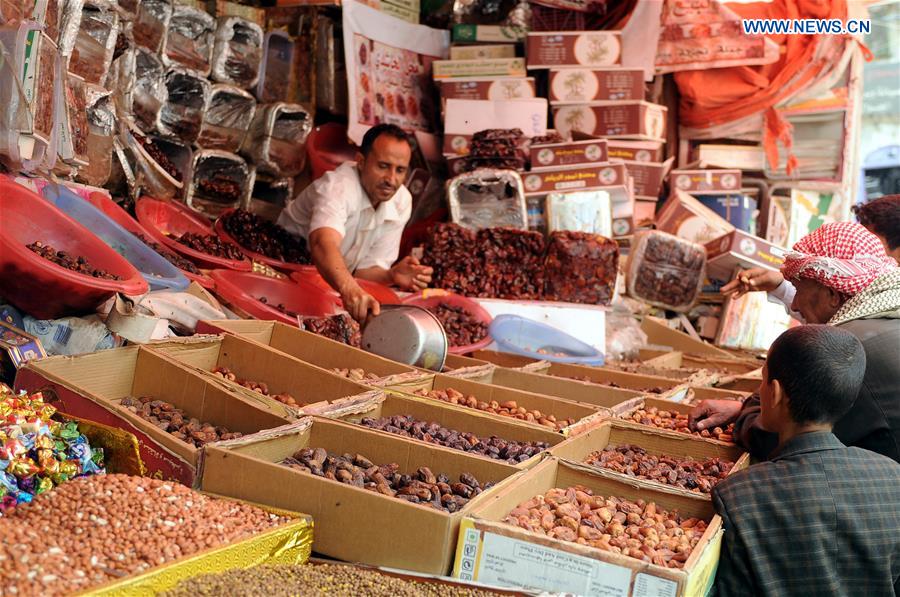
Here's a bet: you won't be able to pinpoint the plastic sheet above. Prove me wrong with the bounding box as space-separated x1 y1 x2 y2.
133 0 171 53
128 46 166 133
158 68 210 143
543 230 618 305
161 5 214 75
605 305 648 362
76 83 114 186
447 168 528 230
69 0 118 86
124 128 184 200
187 149 253 218
242 102 311 177
257 30 293 103
626 230 706 312
545 190 612 238
211 16 263 90
34 0 61 46
197 84 256 152
59 70 90 166
116 0 140 21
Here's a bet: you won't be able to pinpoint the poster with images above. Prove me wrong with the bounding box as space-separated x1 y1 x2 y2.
343 0 449 145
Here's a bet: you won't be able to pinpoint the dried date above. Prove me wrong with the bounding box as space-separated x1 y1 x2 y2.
27 242 121 280
135 133 183 182
629 231 705 310
119 396 242 447
176 232 246 261
220 209 310 264
413 387 575 431
427 303 488 348
135 233 201 274
628 406 734 442
300 314 361 347
198 176 242 202
212 366 299 407
333 368 381 383
543 231 618 305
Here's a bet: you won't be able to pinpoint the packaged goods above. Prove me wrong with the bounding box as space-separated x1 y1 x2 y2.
127 46 167 133
69 1 118 86
543 231 618 305
478 227 546 299
133 0 171 53
526 31 622 68
584 445 734 494
300 313 362 347
161 5 215 75
158 68 211 144
119 396 243 447
242 103 312 177
26 241 121 280
257 30 293 103
548 68 644 103
211 16 263 90
197 84 256 152
626 406 734 443
413 387 575 431
447 169 528 231
626 230 706 312
553 101 667 141
421 223 481 296
530 138 608 169
76 83 115 186
57 71 90 166
432 58 526 79
134 133 183 182
176 232 245 260
440 78 536 103
219 208 311 264
186 150 251 217
544 190 612 237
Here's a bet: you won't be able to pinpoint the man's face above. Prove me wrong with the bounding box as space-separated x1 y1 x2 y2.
790 277 845 324
357 135 411 205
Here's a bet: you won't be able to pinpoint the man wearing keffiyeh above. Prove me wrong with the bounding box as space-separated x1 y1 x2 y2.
691 222 900 462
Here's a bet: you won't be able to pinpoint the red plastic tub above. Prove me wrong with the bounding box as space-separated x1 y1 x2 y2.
307 123 357 180
86 193 215 289
209 270 338 326
214 210 311 274
402 291 494 355
0 179 148 319
290 267 400 306
135 198 252 272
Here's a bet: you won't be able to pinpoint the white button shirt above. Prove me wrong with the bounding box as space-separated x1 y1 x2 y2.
277 162 412 272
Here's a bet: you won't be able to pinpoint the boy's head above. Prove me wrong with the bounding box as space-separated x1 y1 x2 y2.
759 325 866 433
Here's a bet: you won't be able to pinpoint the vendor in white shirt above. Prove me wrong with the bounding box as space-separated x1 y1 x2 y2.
278 124 432 322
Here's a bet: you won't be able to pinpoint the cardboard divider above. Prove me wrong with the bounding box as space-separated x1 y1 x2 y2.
641 316 735 359
200 416 525 575
147 334 379 416
615 397 737 447
550 420 750 498
686 386 752 406
716 375 764 393
453 457 723 596
386 373 610 437
14 347 292 486
470 349 550 373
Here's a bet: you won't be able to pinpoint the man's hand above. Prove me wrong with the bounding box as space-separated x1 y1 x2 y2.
390 255 433 291
689 400 743 432
721 268 784 298
340 282 380 323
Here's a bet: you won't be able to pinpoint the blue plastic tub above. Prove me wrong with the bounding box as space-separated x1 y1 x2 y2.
41 186 190 292
488 314 605 366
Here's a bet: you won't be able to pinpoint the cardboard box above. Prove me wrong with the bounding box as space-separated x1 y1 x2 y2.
147 335 378 415
444 98 547 137
443 133 473 156
606 139 665 163
470 350 547 372
705 230 787 283
433 58 527 79
633 198 658 224
717 375 765 393
548 68 644 103
196 320 430 390
616 397 737 448
620 158 674 198
450 44 516 60
452 457 723 596
313 391 565 469
641 317 736 360
200 416 523 575
523 163 628 196
670 169 742 195
550 419 750 497
529 138 608 169
14 347 291 486
387 373 610 437
645 348 762 376
452 24 527 43
526 31 622 68
686 386 753 406
523 362 688 401
440 78 536 102
655 189 734 245
554 101 667 141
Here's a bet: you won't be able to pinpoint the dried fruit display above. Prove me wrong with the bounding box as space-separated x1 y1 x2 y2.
627 406 734 442
422 223 481 297
584 444 734 494
220 208 310 264
300 314 361 347
427 303 488 348
501 486 708 568
553 374 664 394
175 232 246 260
135 133 183 182
627 231 706 311
27 242 121 280
543 231 618 305
477 228 546 299
360 414 549 464
212 366 299 407
119 396 243 447
281 448 492 513
198 175 242 202
134 233 201 274
333 368 381 383
0 475 287 596
413 387 575 431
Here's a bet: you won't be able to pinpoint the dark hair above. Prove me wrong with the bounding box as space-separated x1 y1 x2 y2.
359 123 411 156
767 325 866 425
852 195 900 250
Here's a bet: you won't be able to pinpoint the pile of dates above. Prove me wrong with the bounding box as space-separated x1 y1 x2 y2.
212 366 299 407
543 231 618 305
627 406 734 442
413 387 575 431
360 414 549 464
427 303 488 347
629 231 706 311
300 314 361 347
198 175 242 203
176 232 246 260
27 242 121 280
119 396 242 447
458 129 527 173
502 486 708 568
135 233 201 274
135 133 182 182
282 448 491 513
220 209 310 264
333 368 381 383
585 444 735 494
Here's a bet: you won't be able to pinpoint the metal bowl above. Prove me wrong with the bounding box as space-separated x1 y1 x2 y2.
361 305 448 371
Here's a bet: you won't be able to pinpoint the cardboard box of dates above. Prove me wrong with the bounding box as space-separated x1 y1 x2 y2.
386 373 610 437
197 319 433 390
614 397 737 447
640 317 765 368
451 457 723 596
469 349 550 373
147 334 379 416
307 391 565 470
200 416 525 574
550 420 750 499
14 346 292 486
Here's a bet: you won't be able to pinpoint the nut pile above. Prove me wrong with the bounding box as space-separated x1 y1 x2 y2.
584 444 735 494
300 314 361 347
427 303 488 347
212 367 299 407
502 486 708 568
119 396 243 447
176 232 246 261
0 475 288 596
220 209 310 264
162 564 505 596
360 414 549 464
333 368 381 383
135 233 201 274
135 133 182 182
27 242 121 280
282 448 491 512
627 406 734 442
412 387 575 431
629 231 706 310
543 231 618 305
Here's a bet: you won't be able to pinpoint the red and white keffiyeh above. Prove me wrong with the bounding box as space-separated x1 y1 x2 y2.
780 222 898 297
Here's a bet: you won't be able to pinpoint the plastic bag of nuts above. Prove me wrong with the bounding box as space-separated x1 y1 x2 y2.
626 230 706 312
